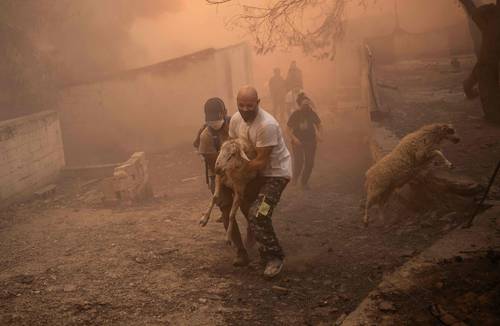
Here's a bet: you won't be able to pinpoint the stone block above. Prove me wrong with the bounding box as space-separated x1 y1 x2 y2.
102 152 153 202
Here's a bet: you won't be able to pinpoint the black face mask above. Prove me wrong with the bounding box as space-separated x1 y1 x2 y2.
239 107 259 122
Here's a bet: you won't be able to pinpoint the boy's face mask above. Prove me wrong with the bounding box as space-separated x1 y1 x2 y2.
207 120 225 130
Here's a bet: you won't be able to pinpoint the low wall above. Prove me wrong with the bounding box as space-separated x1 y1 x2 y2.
0 110 65 207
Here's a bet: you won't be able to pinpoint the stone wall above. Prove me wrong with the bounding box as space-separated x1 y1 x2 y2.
0 110 65 207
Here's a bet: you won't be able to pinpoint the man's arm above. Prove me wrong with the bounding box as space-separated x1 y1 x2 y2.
315 123 323 142
286 113 300 145
248 146 273 172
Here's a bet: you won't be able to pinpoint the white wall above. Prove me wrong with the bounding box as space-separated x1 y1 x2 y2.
0 110 65 207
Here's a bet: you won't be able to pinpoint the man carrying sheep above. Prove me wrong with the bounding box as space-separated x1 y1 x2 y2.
229 85 292 278
197 97 249 267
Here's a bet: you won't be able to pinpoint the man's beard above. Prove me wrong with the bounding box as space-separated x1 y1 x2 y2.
239 107 259 122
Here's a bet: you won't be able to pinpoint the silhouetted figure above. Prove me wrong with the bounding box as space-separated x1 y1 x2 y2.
287 93 321 190
460 0 500 124
268 68 287 121
286 61 303 91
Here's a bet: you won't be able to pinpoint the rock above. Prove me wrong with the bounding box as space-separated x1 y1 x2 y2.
63 284 77 292
335 313 347 325
271 286 289 294
135 257 145 264
34 184 57 199
401 249 417 258
198 298 207 304
13 274 34 285
379 300 396 312
103 152 153 202
312 307 330 318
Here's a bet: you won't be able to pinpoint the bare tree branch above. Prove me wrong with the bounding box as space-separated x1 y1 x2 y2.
206 0 371 59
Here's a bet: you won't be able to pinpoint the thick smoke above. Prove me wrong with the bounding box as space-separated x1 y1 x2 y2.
0 0 183 120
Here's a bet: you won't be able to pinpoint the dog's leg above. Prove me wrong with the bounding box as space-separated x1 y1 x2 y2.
226 192 240 245
431 150 453 169
199 175 221 227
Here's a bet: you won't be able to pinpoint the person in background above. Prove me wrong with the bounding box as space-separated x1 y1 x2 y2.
284 86 303 119
196 97 249 267
285 60 304 91
268 67 287 122
287 92 322 190
460 0 500 124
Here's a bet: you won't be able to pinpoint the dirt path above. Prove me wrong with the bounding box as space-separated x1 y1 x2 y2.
3 56 499 325
1 118 470 326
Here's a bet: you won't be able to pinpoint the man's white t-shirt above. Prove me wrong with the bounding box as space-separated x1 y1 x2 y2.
229 108 292 179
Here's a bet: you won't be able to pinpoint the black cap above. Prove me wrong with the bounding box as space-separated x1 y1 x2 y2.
204 97 226 121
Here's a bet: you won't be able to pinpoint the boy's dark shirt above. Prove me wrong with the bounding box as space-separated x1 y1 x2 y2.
287 103 320 143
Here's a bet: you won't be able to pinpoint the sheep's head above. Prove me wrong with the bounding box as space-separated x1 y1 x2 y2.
215 139 253 175
435 124 460 144
421 123 460 145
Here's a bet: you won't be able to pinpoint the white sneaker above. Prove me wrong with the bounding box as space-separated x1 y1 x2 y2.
264 259 284 278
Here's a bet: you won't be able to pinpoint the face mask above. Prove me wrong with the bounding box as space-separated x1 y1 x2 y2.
238 106 259 122
207 120 225 130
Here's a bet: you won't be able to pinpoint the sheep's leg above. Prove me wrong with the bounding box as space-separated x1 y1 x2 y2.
364 190 387 227
226 193 240 245
199 175 221 227
431 150 453 169
363 201 371 227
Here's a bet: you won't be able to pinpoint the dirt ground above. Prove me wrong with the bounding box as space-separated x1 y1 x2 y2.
383 253 500 326
1 55 500 326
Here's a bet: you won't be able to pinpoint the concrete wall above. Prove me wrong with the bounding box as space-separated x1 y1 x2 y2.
58 43 252 165
0 110 65 207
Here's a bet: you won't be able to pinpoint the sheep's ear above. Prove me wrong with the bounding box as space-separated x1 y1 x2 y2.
240 148 251 161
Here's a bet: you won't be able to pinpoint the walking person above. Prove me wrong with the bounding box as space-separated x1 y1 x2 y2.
268 68 287 122
196 97 249 267
229 85 292 278
287 93 322 190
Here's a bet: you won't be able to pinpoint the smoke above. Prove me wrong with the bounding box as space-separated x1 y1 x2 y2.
0 0 184 119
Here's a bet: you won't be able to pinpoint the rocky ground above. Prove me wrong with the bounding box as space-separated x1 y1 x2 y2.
1 55 499 326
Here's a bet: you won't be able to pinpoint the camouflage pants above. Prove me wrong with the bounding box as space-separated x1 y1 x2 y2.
240 177 289 261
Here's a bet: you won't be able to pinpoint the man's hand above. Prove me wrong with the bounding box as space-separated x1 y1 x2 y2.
247 146 273 172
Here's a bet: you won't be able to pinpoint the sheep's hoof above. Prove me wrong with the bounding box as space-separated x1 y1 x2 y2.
363 217 369 228
199 215 209 227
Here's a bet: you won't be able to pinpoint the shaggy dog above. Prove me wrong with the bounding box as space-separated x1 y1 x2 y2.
364 123 460 226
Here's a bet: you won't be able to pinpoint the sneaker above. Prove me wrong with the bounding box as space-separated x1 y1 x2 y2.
264 259 284 278
233 251 250 267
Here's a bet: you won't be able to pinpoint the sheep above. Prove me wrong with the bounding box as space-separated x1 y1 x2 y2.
364 123 460 226
199 138 257 245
